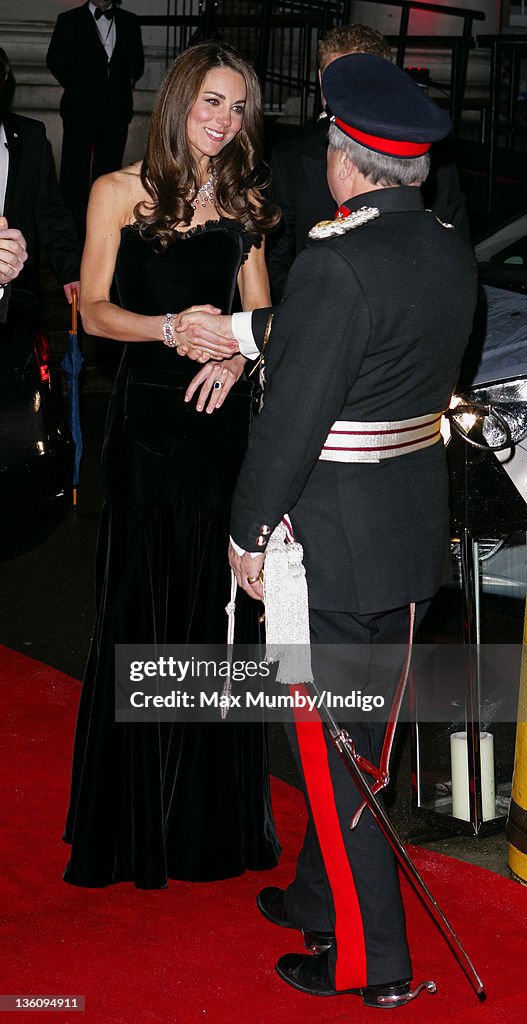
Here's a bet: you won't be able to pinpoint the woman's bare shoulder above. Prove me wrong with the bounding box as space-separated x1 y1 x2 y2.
89 163 148 223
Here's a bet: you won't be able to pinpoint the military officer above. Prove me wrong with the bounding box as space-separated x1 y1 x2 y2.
178 54 478 1005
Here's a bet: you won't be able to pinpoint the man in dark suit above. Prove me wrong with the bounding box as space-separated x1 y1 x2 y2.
1 50 29 322
47 0 144 236
196 56 476 1004
0 49 80 308
269 23 470 301
0 47 80 349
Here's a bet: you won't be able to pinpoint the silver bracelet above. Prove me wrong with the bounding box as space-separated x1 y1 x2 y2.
162 312 177 347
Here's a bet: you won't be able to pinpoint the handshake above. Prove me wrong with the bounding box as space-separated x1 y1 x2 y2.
173 306 242 364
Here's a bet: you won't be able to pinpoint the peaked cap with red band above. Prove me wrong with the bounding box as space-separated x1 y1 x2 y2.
322 53 451 158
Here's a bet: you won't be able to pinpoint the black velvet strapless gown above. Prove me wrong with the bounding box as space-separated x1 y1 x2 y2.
63 219 280 887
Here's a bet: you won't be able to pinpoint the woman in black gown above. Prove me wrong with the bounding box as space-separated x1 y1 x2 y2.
63 43 281 888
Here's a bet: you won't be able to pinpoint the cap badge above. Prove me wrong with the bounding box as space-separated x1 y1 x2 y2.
309 206 380 240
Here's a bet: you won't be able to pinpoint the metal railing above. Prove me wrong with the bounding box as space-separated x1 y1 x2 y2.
467 35 527 212
138 2 340 117
139 3 527 214
138 1 485 124
347 2 485 137
340 1 485 67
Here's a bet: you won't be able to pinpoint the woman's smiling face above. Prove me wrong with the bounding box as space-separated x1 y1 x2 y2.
186 67 246 165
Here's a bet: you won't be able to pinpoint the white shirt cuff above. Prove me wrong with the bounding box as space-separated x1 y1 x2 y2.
231 312 260 360
229 535 260 558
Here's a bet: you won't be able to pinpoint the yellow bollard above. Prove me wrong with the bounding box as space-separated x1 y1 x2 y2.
507 604 527 884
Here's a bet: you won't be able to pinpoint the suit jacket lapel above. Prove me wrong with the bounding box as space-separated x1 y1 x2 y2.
85 2 112 64
110 8 125 64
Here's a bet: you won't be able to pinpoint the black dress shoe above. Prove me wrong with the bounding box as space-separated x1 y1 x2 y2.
257 887 292 929
257 887 334 953
276 950 339 996
276 950 436 1007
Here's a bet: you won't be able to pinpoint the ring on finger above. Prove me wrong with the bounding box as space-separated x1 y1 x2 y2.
213 380 223 391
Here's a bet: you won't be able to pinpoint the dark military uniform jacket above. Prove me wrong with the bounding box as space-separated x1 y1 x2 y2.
231 186 477 614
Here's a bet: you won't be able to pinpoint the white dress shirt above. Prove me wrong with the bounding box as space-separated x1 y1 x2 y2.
232 311 260 359
89 2 116 61
0 122 9 298
0 122 8 216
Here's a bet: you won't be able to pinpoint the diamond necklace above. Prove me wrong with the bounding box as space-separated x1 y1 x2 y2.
189 170 216 210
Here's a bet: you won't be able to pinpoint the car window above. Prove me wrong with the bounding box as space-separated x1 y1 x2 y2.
488 236 527 266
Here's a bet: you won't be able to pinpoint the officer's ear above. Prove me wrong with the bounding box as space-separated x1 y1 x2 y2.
337 150 354 182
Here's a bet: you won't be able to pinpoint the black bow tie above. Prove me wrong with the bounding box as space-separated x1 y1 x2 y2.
94 6 113 20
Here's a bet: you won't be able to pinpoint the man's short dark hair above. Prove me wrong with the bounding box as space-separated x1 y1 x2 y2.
318 24 392 70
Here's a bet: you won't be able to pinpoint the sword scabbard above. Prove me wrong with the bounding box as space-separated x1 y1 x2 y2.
305 678 486 1000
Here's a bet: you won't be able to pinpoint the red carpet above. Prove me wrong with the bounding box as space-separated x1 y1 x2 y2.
1 643 526 1023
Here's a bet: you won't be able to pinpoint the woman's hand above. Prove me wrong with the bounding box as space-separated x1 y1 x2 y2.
176 335 221 363
175 307 240 360
184 355 247 413
174 304 225 362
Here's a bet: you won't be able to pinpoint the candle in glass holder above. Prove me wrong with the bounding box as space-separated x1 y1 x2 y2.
450 731 496 821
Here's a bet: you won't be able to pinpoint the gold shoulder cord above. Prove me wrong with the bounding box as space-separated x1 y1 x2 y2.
258 312 274 409
262 311 274 353
246 311 274 403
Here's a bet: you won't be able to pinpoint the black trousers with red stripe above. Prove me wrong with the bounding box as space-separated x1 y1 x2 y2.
282 603 428 991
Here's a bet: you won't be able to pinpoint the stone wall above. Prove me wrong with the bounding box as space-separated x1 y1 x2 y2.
0 1 188 168
347 0 501 36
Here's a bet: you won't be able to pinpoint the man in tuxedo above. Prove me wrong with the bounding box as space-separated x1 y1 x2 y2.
47 0 144 237
179 55 477 1004
269 23 470 301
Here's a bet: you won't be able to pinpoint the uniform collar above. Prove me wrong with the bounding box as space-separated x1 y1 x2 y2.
338 186 424 219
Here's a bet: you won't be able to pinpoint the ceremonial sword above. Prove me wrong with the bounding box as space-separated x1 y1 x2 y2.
304 675 486 1001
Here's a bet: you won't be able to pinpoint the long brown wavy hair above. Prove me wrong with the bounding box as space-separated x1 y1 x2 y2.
135 42 279 244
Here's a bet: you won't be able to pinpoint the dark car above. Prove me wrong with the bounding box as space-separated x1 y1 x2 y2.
0 290 73 560
446 214 527 602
